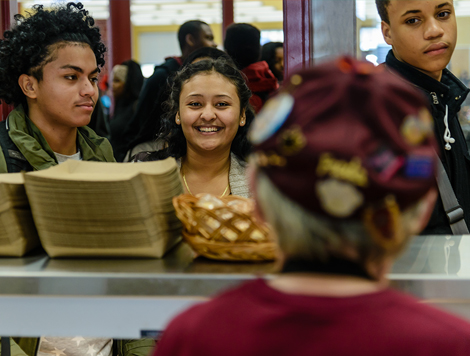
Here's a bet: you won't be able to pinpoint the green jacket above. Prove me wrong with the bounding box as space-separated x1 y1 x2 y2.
0 105 116 172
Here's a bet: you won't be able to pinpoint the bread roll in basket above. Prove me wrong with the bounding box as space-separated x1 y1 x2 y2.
173 194 278 261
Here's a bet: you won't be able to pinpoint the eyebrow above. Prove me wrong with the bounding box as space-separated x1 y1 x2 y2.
60 65 99 75
186 94 233 99
401 2 452 17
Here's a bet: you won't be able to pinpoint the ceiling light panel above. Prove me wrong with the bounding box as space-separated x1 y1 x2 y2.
19 0 285 23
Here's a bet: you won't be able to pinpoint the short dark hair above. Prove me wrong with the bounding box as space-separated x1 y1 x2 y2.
182 47 235 67
151 58 254 161
224 23 261 70
375 0 391 24
178 20 209 51
0 2 106 107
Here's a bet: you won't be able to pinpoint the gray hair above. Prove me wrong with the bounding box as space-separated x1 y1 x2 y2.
255 171 418 265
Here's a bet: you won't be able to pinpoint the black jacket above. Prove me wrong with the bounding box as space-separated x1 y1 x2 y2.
386 50 470 235
115 57 181 161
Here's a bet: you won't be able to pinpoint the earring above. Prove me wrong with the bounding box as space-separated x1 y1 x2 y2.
175 113 180 124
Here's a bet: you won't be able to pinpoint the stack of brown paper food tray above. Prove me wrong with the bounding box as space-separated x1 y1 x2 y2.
0 173 39 257
23 158 183 258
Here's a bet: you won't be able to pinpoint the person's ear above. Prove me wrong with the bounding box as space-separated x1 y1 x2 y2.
239 109 246 127
175 112 181 125
381 21 393 46
185 33 196 48
18 74 38 99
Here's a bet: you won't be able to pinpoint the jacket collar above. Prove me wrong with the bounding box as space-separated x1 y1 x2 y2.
385 50 468 99
7 105 115 170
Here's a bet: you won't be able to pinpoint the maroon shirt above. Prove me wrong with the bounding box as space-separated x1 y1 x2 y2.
154 279 470 356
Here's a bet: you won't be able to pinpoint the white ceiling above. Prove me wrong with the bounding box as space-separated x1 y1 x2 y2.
18 0 284 26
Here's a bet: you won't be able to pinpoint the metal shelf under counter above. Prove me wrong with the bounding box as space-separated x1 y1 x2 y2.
0 235 469 338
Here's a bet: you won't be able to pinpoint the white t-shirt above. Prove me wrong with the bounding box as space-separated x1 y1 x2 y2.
54 149 82 164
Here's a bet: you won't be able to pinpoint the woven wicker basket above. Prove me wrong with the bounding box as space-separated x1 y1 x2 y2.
173 194 277 261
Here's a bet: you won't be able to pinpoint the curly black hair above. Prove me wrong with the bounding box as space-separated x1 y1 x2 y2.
148 58 255 161
0 2 106 106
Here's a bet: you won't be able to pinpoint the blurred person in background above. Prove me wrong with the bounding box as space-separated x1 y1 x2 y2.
224 23 278 113
108 59 144 152
114 20 217 161
261 41 284 84
152 57 470 356
98 73 111 118
88 73 110 139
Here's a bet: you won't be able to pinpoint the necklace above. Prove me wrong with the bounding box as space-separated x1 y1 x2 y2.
182 172 229 197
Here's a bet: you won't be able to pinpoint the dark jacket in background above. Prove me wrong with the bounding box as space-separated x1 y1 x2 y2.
116 57 182 162
109 99 138 152
385 50 470 235
109 60 144 160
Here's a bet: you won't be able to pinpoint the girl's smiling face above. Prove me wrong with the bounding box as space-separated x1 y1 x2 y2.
177 71 246 154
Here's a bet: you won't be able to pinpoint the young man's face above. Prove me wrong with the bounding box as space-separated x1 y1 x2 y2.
32 43 99 130
381 0 457 81
194 24 217 49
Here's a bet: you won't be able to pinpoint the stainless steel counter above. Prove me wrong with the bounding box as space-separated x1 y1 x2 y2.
1 235 470 338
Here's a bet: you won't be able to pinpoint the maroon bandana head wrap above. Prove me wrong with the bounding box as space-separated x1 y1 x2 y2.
249 56 437 220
